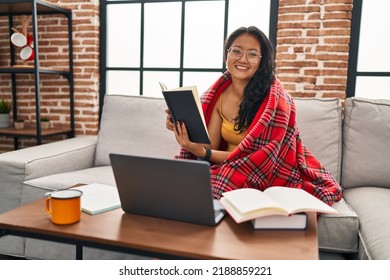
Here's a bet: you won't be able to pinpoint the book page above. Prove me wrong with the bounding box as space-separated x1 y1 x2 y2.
222 188 286 215
73 183 121 215
264 187 338 214
252 213 307 229
159 82 167 91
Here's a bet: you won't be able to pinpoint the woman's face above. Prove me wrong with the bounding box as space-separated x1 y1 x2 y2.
226 33 261 83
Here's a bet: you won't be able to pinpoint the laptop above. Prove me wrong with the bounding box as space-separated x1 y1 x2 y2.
109 153 226 226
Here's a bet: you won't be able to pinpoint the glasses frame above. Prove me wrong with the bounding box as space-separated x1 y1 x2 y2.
227 47 262 63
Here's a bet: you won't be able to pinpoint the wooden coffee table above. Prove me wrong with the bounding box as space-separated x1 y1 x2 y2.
0 198 319 260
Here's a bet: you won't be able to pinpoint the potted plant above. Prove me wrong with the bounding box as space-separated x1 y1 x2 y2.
40 117 50 129
14 119 25 130
0 100 12 128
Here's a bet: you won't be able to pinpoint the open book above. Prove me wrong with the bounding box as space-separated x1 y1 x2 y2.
220 187 338 224
160 82 210 144
73 183 121 215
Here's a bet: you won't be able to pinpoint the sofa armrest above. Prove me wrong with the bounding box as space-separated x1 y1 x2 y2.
0 135 97 213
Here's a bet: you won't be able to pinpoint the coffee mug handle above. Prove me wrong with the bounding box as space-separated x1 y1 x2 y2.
45 197 52 215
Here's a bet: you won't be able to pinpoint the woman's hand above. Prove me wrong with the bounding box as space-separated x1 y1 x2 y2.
165 109 175 131
174 121 207 158
165 109 212 159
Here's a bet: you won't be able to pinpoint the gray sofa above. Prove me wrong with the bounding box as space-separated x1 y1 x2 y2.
0 94 389 260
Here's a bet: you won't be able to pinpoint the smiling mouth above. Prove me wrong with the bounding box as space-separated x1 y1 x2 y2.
235 65 250 70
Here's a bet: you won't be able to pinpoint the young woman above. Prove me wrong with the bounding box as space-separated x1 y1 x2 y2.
165 26 342 205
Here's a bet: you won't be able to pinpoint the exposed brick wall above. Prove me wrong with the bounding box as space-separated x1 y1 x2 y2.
276 0 353 98
0 0 99 152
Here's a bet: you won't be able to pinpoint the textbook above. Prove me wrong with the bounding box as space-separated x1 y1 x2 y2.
73 183 121 215
220 187 338 224
251 213 308 230
159 82 210 144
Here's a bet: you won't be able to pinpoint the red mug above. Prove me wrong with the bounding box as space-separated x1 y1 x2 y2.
20 46 34 61
10 32 27 48
26 33 34 47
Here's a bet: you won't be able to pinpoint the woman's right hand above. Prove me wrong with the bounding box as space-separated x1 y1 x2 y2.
165 109 175 131
165 110 202 155
174 121 207 158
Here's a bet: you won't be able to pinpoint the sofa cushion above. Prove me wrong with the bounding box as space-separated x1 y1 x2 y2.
0 136 96 215
22 166 115 210
94 95 179 166
342 98 390 189
23 166 115 194
294 98 342 182
294 98 357 253
344 187 390 259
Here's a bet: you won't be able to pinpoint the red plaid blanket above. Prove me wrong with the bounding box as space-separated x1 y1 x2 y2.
178 72 342 205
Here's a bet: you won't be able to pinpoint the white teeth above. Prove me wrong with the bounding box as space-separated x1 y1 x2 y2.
236 65 249 70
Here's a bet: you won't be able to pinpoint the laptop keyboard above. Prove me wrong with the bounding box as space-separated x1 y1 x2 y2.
214 209 223 218
213 199 226 220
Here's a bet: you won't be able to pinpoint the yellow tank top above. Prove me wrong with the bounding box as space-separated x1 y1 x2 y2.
219 95 246 152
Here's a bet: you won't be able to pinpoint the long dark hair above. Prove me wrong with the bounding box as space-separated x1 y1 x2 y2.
224 26 275 133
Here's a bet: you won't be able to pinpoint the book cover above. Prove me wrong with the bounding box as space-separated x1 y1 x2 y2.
251 213 308 230
160 82 210 144
73 183 121 215
220 186 337 223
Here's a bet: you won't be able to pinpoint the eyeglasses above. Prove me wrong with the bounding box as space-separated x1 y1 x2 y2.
227 47 262 63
